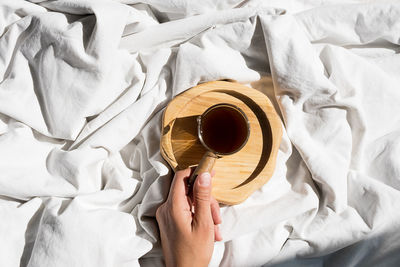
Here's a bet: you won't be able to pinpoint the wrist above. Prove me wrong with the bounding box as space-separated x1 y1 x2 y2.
165 254 209 267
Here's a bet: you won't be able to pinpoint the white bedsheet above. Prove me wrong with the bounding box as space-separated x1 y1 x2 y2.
1 0 400 266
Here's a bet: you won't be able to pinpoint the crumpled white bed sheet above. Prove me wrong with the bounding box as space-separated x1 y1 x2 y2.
1 0 400 266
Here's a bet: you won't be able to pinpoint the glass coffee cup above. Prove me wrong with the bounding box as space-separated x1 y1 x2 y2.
188 103 250 190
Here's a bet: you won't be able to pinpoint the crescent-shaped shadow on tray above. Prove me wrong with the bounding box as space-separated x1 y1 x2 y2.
215 90 272 189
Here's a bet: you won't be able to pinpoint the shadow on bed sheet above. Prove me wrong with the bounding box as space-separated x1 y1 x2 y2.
263 231 400 267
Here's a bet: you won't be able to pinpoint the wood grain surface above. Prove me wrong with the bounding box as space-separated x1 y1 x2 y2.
160 81 282 205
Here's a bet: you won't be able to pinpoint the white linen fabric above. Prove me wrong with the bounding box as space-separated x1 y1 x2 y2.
1 0 400 266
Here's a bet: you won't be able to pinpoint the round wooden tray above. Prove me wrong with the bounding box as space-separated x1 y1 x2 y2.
160 81 282 205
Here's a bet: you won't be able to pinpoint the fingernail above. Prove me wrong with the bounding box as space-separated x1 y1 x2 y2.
198 172 211 187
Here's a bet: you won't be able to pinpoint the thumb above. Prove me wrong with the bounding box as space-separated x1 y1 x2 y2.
192 172 213 227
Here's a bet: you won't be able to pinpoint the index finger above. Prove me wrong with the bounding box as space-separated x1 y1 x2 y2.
168 168 192 202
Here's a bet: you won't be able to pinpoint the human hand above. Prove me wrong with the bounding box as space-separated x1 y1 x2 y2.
156 169 222 267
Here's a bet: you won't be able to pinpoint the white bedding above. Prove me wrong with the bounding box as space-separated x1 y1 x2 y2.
1 0 400 266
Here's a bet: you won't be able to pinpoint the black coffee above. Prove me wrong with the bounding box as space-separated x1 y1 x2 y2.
201 106 248 154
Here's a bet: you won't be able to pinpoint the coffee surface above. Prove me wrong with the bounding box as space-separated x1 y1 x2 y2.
201 106 248 154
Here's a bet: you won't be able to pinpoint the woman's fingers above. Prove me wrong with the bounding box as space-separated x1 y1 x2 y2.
188 169 222 241
210 196 222 241
169 168 191 201
171 168 191 194
210 196 222 225
214 225 222 241
192 172 213 228
209 170 221 225
167 168 194 215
